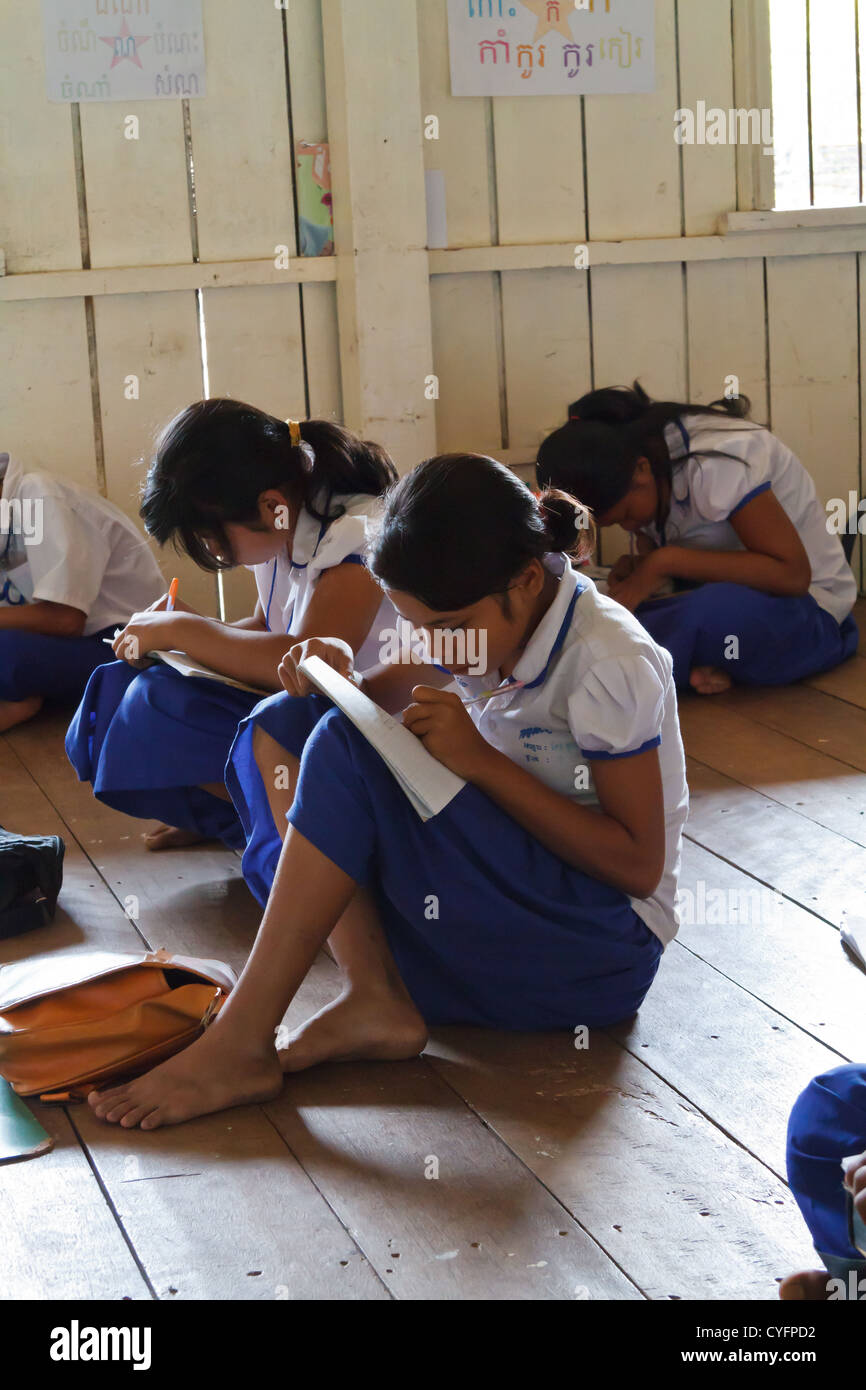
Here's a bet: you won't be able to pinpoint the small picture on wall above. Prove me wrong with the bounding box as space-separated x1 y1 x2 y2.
296 141 334 257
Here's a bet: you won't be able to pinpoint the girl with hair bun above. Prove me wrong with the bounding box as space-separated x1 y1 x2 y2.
87 453 689 1130
67 399 398 852
537 382 858 694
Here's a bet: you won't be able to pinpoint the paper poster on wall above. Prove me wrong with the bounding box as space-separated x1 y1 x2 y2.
447 0 654 96
41 0 205 102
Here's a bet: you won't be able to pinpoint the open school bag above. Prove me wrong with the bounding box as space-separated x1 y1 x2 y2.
0 948 237 1101
0 826 65 941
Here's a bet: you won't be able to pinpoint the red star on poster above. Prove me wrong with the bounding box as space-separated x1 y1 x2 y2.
517 0 577 42
99 18 151 70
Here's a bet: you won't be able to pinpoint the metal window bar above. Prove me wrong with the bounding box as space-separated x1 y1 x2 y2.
771 0 864 208
859 0 865 204
805 0 814 205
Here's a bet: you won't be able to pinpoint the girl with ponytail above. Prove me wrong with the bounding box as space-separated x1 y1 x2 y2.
86 454 690 1131
67 399 398 852
537 382 858 693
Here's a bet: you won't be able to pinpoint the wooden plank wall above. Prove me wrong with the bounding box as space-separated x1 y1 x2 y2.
0 0 339 621
0 0 863 597
419 0 863 583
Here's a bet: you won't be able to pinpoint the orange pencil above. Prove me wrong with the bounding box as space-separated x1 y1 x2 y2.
167 577 180 613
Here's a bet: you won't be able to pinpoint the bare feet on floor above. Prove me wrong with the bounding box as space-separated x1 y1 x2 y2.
88 1028 283 1129
0 695 43 733
144 824 209 851
278 989 428 1073
689 665 733 696
779 1269 836 1300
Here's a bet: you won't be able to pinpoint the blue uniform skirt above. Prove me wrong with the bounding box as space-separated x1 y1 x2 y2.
230 695 664 1031
226 691 332 906
787 1064 866 1284
635 584 858 689
0 625 119 703
66 662 262 848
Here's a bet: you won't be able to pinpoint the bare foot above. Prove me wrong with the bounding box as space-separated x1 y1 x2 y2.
0 695 43 733
689 666 733 696
88 1028 283 1129
779 1269 835 1300
279 988 428 1073
144 824 209 852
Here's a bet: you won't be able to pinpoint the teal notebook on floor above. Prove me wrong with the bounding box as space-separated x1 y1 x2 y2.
0 1078 53 1163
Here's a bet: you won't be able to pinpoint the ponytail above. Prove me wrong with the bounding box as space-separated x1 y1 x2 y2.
537 380 759 526
369 453 593 612
296 418 397 526
564 380 752 430
140 398 396 571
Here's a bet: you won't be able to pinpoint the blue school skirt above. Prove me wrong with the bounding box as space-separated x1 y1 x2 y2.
0 625 118 704
787 1064 866 1284
226 691 331 906
635 584 858 689
65 662 261 847
231 696 664 1031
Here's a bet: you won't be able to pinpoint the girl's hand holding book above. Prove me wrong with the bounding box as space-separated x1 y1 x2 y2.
279 636 355 697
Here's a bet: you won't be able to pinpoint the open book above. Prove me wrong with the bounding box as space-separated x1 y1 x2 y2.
104 635 268 695
298 655 466 820
146 650 269 696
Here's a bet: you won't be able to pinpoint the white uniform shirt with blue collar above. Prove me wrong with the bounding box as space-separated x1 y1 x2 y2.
644 414 856 626
451 555 689 947
0 452 164 634
251 491 396 671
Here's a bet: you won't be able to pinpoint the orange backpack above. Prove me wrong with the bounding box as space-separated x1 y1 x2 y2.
0 949 236 1101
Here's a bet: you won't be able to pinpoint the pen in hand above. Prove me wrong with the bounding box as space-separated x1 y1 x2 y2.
460 680 526 707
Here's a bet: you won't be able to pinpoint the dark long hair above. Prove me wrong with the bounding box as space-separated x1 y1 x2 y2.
368 453 593 611
140 399 397 571
536 381 760 529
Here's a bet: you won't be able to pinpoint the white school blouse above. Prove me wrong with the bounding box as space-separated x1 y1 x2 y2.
250 491 396 671
0 453 164 636
451 556 689 947
643 415 856 626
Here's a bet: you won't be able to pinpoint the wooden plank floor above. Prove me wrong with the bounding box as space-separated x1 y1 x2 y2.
2 598 865 1301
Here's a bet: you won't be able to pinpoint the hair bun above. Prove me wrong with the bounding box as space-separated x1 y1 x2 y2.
538 488 594 563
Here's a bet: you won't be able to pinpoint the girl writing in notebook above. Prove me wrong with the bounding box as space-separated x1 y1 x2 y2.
66 400 397 851
87 454 690 1130
0 451 163 732
536 383 858 694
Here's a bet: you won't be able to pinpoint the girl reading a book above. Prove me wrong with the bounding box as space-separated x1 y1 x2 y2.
66 400 398 852
536 383 858 694
87 453 690 1130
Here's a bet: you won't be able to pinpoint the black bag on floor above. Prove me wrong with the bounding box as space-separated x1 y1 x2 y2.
0 827 65 941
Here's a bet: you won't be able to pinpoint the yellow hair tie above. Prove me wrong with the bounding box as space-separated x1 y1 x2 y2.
286 418 302 449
